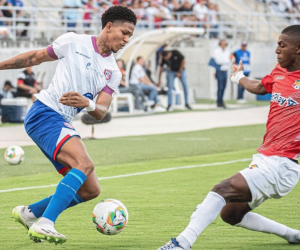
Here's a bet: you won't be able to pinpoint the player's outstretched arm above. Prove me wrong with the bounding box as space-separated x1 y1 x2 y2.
231 61 267 95
0 48 55 70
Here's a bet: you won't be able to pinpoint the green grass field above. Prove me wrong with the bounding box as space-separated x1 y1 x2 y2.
1 124 300 250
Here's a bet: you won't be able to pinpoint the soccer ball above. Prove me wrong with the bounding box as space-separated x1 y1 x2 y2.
4 145 25 165
92 198 129 235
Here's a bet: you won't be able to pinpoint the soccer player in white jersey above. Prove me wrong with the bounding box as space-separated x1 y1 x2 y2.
0 6 136 244
158 25 300 249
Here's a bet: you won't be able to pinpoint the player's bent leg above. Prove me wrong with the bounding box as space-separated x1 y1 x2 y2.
32 137 91 244
161 173 252 250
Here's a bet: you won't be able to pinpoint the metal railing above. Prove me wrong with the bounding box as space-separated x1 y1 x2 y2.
0 6 299 45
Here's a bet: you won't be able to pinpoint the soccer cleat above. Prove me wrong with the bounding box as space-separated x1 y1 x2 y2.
28 223 67 245
12 206 36 232
157 238 188 250
288 232 300 244
12 205 43 243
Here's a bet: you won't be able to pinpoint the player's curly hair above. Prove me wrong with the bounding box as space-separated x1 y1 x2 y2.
101 6 137 29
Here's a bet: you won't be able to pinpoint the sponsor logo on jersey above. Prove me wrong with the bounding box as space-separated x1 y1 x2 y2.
76 51 91 59
292 80 300 90
86 62 91 69
104 69 112 81
64 122 74 129
271 92 298 107
276 76 285 80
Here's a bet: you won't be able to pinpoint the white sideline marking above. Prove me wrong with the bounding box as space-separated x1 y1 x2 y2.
0 158 252 193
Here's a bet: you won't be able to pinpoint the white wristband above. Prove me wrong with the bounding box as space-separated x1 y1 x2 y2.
86 99 96 112
231 71 245 85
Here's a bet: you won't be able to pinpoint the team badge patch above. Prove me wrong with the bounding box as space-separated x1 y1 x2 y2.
104 69 112 81
249 164 258 169
64 122 74 129
293 80 300 90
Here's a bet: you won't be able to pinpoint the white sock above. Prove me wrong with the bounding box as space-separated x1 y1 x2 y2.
177 191 226 249
37 217 55 228
235 212 300 243
23 206 37 219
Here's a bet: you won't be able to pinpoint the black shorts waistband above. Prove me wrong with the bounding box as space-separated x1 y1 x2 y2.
288 158 298 164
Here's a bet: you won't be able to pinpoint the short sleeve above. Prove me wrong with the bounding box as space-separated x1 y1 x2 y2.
102 71 121 96
261 74 274 94
47 32 76 60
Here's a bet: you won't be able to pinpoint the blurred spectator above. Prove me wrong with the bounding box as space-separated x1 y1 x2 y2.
63 0 82 32
0 81 14 100
7 0 24 18
158 50 192 111
117 59 146 111
120 0 128 7
213 39 230 108
0 0 6 26
231 40 251 103
208 3 219 38
160 0 175 24
16 66 41 102
156 43 168 69
278 0 293 13
144 60 156 84
174 0 194 26
193 0 208 26
130 56 160 110
98 1 109 17
145 0 165 27
83 0 97 33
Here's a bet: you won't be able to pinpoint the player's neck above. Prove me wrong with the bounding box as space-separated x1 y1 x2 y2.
287 61 300 72
96 35 112 55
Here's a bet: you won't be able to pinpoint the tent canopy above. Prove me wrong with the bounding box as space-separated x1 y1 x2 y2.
116 27 205 83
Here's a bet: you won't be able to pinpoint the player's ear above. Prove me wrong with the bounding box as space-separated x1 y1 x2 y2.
106 22 113 32
296 42 300 55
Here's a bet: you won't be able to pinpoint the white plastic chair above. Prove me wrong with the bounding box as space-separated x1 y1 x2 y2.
111 90 134 113
172 78 185 109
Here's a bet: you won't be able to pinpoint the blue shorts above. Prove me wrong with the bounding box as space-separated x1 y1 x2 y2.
24 100 80 174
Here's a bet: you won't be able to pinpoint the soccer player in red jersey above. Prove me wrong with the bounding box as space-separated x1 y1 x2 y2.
158 25 300 250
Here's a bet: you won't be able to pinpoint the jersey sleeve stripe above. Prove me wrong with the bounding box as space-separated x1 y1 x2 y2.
47 45 58 60
102 85 114 96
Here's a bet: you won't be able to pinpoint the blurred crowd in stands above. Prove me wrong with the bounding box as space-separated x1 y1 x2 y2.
0 0 220 38
257 0 300 13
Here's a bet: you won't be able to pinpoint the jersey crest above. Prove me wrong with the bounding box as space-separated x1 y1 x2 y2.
292 80 300 90
104 69 112 81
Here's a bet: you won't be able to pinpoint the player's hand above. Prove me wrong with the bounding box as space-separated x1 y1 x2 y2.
59 92 89 108
231 60 246 85
231 60 244 77
176 72 181 78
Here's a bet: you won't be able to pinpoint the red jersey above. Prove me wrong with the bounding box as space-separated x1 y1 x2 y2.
258 63 300 160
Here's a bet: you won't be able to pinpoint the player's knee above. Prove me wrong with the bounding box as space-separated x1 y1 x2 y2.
211 182 229 198
77 160 94 176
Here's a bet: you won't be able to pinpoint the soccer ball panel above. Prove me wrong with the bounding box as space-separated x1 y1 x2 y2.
92 198 128 235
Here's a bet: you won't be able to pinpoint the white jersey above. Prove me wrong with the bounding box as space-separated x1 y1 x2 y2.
35 32 121 124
